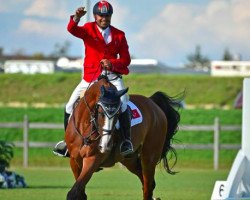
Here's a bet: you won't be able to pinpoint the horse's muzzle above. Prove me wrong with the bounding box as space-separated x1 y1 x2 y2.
98 115 115 154
99 133 113 154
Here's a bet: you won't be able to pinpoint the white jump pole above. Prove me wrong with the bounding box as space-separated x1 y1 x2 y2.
242 79 250 162
84 0 90 23
211 78 250 200
241 78 250 197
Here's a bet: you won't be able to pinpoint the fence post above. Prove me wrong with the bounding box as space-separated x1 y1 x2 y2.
213 117 220 170
23 115 29 168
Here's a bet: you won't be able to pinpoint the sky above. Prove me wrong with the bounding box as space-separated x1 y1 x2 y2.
1 0 250 67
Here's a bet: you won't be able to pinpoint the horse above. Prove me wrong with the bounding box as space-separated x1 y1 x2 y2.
65 75 182 200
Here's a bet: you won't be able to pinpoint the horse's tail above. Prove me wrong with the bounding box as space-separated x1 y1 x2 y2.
150 91 183 175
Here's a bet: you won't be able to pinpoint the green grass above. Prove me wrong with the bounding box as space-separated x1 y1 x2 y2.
0 74 244 198
0 107 242 124
0 167 228 200
0 107 242 169
0 73 244 107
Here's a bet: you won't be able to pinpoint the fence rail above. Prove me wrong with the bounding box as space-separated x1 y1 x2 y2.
0 115 241 170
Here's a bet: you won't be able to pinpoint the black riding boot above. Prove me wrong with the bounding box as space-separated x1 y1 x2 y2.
53 111 70 157
119 108 133 156
64 111 70 131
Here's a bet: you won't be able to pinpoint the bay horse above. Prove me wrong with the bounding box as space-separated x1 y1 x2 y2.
65 75 182 200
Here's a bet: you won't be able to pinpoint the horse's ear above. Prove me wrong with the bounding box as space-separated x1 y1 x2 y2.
100 85 106 97
116 87 129 98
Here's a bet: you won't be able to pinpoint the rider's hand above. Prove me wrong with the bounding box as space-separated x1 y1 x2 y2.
74 7 87 22
100 59 113 71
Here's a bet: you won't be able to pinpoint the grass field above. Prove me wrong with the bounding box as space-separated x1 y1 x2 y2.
0 73 244 107
0 167 229 200
0 74 244 199
0 107 242 169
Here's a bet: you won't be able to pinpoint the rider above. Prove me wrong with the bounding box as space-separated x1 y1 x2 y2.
53 0 133 157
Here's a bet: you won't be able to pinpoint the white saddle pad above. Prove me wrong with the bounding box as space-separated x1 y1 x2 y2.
115 101 143 129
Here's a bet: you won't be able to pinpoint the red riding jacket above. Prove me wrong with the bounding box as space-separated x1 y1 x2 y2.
67 16 131 82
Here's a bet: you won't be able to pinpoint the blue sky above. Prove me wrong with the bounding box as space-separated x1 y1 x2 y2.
1 0 250 66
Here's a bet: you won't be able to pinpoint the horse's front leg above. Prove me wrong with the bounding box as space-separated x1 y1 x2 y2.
67 156 101 200
70 155 83 180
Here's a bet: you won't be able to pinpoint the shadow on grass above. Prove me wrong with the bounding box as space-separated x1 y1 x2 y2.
27 185 71 189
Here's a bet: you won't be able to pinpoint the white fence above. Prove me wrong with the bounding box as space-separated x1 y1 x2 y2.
0 115 241 169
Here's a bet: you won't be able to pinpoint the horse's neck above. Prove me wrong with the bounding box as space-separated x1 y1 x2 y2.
74 84 100 130
77 95 96 121
74 79 110 130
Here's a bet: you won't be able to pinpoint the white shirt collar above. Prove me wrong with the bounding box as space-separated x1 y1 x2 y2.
96 25 110 36
96 25 112 44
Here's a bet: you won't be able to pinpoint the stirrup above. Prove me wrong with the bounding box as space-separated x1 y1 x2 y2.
53 141 69 157
120 139 134 156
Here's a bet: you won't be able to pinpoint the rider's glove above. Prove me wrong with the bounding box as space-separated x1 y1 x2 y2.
100 59 113 71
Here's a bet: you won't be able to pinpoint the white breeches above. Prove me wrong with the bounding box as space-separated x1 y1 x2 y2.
65 76 129 114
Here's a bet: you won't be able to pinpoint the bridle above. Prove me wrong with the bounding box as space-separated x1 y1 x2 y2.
72 85 122 147
70 64 128 153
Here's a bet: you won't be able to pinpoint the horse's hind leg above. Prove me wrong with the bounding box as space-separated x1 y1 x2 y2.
140 145 162 200
121 156 156 200
121 156 144 184
141 164 156 200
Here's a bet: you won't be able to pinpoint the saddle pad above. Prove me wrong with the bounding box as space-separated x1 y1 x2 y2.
115 101 143 129
128 101 143 126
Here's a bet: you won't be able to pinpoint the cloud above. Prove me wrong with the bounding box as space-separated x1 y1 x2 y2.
0 0 30 13
24 0 68 19
17 19 67 38
0 2 10 12
109 0 130 27
14 0 70 39
133 0 250 64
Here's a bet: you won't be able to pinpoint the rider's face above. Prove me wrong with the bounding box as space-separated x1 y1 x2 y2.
95 14 111 29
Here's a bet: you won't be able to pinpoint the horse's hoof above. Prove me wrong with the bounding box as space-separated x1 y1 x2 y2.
152 198 161 200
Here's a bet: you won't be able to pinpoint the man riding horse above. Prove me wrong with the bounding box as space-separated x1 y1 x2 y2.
53 0 133 157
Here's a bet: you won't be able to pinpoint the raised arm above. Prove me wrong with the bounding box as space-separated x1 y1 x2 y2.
67 7 87 39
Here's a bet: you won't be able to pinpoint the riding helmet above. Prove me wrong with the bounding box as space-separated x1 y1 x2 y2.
93 1 113 16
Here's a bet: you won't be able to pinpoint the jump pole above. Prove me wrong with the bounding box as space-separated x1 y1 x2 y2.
211 78 250 199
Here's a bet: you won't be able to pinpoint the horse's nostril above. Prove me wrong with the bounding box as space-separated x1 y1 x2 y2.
98 145 104 153
98 145 111 154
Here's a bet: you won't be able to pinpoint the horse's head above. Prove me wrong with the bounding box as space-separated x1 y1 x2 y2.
96 85 128 154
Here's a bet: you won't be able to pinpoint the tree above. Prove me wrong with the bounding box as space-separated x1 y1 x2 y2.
0 47 3 56
12 48 26 56
0 141 14 173
51 40 71 57
185 45 210 70
32 52 45 59
222 48 233 61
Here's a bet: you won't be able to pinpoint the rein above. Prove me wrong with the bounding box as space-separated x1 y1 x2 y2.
71 68 108 146
71 66 121 147
73 64 102 145
71 107 101 146
72 100 116 146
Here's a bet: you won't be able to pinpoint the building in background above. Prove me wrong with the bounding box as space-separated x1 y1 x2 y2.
211 61 250 77
56 57 82 72
4 60 55 74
